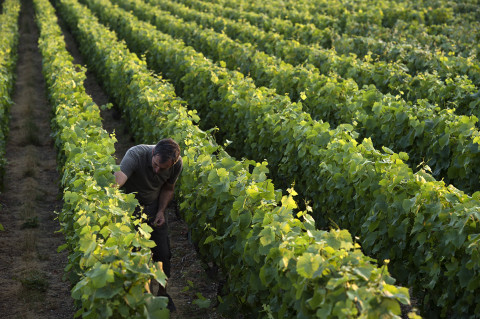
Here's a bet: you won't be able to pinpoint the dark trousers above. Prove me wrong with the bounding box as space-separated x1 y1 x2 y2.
134 202 172 278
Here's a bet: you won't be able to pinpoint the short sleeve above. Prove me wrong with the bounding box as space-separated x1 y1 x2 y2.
120 147 140 178
167 156 183 185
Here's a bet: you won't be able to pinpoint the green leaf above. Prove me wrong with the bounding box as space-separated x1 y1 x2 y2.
402 197 416 212
71 278 88 300
259 226 275 245
154 264 167 287
79 236 97 255
378 298 401 315
90 264 115 288
94 286 123 299
144 295 169 318
281 195 297 210
239 210 252 228
123 233 136 246
439 133 450 148
353 266 372 281
204 235 215 244
384 285 410 305
64 191 79 204
458 266 473 288
307 288 325 309
297 253 321 279
193 293 211 309
316 304 332 317
57 243 68 252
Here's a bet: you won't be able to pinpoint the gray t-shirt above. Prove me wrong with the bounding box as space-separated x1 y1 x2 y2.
120 144 182 205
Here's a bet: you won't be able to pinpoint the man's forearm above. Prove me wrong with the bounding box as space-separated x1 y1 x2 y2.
153 184 176 227
157 188 174 215
114 171 128 187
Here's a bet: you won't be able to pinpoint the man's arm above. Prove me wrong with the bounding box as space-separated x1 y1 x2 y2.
153 182 175 227
114 171 128 188
115 146 140 188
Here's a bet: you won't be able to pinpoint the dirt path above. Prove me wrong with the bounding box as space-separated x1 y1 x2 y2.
0 0 74 317
57 9 227 319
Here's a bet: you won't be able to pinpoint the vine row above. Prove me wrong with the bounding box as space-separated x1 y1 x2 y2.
33 0 168 316
0 0 20 188
175 0 480 77
158 0 479 114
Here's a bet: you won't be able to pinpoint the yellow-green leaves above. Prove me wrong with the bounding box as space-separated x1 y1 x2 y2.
0 0 20 188
89 263 115 288
297 253 324 279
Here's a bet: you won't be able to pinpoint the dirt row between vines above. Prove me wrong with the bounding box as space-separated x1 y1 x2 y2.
1 0 227 317
0 1 74 317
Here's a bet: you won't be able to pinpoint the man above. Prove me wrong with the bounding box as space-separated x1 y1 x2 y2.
114 138 182 311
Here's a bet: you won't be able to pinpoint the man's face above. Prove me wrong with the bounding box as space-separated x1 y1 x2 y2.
152 152 174 174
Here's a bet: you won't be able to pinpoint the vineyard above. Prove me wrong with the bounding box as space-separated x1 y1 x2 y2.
0 0 479 318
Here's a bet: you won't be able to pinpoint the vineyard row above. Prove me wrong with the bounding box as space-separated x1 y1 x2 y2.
34 0 168 316
175 0 480 80
0 0 20 189
155 0 480 116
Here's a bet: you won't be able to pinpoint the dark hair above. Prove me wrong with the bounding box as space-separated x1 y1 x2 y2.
153 138 180 164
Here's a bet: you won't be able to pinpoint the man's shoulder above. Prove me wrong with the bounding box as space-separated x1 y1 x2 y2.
127 144 154 156
123 144 153 166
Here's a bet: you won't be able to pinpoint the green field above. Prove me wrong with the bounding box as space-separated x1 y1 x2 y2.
1 0 479 317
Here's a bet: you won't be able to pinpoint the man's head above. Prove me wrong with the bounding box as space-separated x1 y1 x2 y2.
151 138 181 174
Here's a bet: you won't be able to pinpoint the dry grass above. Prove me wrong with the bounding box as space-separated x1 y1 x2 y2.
21 175 39 201
24 118 41 147
20 201 34 220
22 151 37 178
19 269 49 292
22 229 37 253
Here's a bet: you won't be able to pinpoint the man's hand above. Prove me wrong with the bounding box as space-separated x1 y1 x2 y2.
155 183 175 227
153 210 166 227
